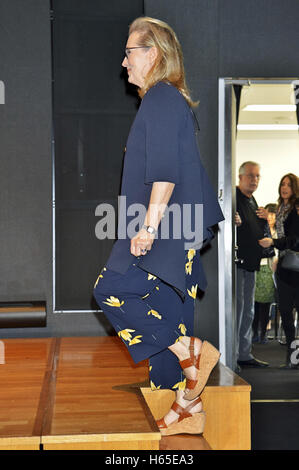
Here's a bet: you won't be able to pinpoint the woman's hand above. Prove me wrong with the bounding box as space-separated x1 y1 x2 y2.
258 237 273 248
130 228 155 257
130 181 175 257
271 258 278 273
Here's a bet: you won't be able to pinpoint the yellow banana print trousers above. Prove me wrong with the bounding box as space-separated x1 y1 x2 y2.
93 249 200 391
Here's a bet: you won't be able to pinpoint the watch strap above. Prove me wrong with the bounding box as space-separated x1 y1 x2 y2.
142 224 157 235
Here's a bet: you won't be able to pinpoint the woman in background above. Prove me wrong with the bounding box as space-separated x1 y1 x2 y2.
253 203 277 344
259 175 299 368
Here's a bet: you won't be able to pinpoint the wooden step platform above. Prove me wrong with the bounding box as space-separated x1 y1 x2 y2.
0 336 251 450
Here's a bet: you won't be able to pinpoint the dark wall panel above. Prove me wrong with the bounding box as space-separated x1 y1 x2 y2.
52 0 143 311
0 0 52 303
218 0 299 77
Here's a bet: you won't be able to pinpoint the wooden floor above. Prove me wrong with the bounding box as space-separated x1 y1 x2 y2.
0 336 250 450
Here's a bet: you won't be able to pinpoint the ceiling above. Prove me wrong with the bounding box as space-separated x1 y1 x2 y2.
237 83 299 139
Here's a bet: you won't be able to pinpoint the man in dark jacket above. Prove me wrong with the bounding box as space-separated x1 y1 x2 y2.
235 161 269 368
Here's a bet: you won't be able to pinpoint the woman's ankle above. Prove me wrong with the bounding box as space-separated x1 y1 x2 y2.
168 339 189 360
168 336 202 361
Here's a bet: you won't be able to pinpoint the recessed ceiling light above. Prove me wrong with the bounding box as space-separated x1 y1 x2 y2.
237 124 299 130
243 105 297 111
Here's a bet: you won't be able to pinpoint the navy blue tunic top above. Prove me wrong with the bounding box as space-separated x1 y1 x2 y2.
105 81 224 299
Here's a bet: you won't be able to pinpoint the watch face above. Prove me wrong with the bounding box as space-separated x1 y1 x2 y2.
142 225 156 234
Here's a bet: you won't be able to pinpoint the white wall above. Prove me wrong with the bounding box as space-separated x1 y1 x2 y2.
236 130 299 207
236 83 299 206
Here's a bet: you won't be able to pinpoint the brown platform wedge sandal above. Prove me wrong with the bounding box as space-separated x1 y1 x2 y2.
156 397 205 436
181 338 220 401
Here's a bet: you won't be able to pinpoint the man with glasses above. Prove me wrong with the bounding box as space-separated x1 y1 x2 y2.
235 161 270 369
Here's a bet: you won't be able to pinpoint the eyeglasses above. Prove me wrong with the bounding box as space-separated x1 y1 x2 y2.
244 174 261 180
124 46 151 58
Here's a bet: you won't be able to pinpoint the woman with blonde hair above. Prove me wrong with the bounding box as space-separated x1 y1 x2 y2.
94 17 223 435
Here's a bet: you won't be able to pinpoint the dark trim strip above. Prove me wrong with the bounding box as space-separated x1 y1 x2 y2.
32 338 61 437
251 399 299 403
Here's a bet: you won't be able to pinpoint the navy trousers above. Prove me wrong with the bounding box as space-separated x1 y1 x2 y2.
93 249 200 391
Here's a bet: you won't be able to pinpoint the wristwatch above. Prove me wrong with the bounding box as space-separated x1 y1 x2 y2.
142 225 157 235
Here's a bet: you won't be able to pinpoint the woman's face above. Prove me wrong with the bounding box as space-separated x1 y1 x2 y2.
280 177 293 202
267 211 276 228
122 32 155 88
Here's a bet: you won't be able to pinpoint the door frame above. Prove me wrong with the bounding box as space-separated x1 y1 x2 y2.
217 77 299 369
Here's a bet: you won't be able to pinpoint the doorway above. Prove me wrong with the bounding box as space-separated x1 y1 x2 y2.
218 77 299 370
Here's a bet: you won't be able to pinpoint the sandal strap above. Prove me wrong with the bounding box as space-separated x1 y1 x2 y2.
180 357 201 377
189 336 195 362
158 397 203 429
194 353 201 369
184 352 201 390
179 357 194 369
185 396 202 412
156 417 168 429
185 378 198 390
171 396 202 422
179 338 201 370
171 401 186 415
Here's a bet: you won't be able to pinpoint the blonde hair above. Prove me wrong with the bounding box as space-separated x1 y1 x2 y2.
129 16 198 107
